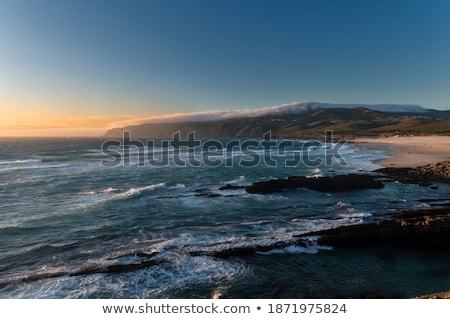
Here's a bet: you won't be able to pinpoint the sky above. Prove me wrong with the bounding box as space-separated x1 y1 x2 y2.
1 0 449 136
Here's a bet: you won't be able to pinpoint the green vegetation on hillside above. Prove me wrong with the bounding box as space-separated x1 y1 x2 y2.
104 107 450 139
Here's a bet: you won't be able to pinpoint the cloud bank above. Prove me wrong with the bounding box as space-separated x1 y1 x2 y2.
109 101 425 129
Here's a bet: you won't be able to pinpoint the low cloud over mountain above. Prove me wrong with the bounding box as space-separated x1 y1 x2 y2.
104 103 449 139
109 102 426 129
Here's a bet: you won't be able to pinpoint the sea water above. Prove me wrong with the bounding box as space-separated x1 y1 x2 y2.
1 137 450 298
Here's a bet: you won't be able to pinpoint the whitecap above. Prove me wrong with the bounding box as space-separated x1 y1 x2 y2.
78 191 97 196
257 244 332 255
120 183 166 198
225 175 246 184
0 159 42 165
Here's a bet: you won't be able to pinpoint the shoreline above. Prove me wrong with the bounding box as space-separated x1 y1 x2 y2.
353 136 450 168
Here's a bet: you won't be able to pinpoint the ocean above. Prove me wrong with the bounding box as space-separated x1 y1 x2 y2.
1 137 450 298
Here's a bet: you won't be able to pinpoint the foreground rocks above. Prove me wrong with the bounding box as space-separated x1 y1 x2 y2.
300 208 450 249
245 174 384 194
415 291 450 299
226 161 450 195
3 207 450 291
69 251 161 276
376 161 450 185
188 240 310 259
0 251 163 288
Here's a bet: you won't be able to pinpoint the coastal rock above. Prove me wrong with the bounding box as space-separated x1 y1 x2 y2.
188 246 256 258
188 241 300 259
0 253 164 288
210 247 256 259
218 184 246 191
194 192 222 198
69 258 162 276
376 161 450 185
415 291 450 299
245 174 384 194
299 208 450 249
109 251 159 260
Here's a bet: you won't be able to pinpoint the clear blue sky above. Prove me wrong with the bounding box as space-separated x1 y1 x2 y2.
1 0 449 134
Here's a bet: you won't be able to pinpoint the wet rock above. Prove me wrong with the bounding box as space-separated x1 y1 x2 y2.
20 271 67 283
194 192 222 197
110 251 159 260
189 241 294 259
133 251 159 259
211 247 257 259
300 208 450 249
245 174 384 194
415 291 450 299
218 184 246 191
69 258 163 276
376 161 450 185
189 246 257 258
293 239 308 248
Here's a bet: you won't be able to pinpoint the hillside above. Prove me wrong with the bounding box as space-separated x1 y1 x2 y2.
103 107 450 139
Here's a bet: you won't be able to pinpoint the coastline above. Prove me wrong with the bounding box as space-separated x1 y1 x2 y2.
340 136 450 298
353 136 450 168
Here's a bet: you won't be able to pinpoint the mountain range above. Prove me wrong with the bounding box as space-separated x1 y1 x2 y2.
103 102 450 139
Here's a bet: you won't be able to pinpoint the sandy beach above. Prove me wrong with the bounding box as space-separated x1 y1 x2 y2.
354 136 450 168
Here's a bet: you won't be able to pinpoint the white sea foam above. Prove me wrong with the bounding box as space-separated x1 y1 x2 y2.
2 252 247 298
290 216 364 234
307 168 323 178
78 191 97 196
257 244 332 255
0 162 69 172
119 183 166 198
0 159 42 165
225 175 246 184
240 220 272 226
337 211 373 218
336 201 349 207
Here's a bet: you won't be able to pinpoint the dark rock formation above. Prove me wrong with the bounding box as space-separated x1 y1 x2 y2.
188 240 305 259
209 247 257 259
218 184 246 191
109 251 159 260
376 161 450 185
0 254 164 289
69 258 162 276
194 188 222 197
194 192 222 198
415 291 450 299
20 271 67 283
299 208 450 249
245 174 384 194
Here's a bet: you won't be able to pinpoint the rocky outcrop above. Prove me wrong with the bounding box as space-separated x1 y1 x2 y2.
245 174 384 194
69 258 162 276
415 291 450 299
188 241 299 259
218 184 246 191
0 251 163 288
299 208 450 249
376 161 450 185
